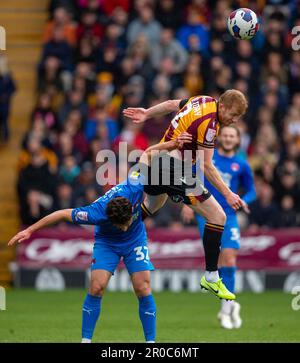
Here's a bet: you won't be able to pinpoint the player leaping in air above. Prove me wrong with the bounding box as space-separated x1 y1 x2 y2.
8 133 192 343
182 125 256 329
123 89 249 301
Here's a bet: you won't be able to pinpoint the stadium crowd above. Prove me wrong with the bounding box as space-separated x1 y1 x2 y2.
16 0 300 230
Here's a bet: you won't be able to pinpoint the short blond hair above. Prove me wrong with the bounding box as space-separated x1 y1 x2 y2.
219 89 248 115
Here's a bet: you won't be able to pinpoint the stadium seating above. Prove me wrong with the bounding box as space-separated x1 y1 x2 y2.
0 0 48 287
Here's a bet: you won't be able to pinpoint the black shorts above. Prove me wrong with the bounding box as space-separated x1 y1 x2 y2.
140 155 211 205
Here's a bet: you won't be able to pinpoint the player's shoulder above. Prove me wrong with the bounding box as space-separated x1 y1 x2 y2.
188 95 217 109
124 171 145 193
180 95 216 107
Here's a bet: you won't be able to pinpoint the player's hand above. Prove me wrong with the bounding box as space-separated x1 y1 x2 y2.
240 200 250 214
122 107 147 123
175 132 193 149
181 204 195 224
8 228 32 246
225 192 245 212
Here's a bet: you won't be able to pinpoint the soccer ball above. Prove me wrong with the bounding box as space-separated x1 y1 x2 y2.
227 8 259 40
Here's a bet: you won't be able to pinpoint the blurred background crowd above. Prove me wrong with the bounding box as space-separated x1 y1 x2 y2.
6 0 300 230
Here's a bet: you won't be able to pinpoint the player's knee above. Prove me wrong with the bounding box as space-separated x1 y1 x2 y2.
220 250 237 267
214 208 226 225
90 280 106 297
134 280 151 297
222 255 237 267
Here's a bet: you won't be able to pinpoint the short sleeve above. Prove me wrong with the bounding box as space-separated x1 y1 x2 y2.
197 120 217 148
179 99 189 109
72 201 105 225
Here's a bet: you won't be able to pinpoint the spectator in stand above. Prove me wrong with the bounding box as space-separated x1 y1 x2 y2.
0 55 16 143
18 137 58 174
77 10 104 47
40 26 74 72
59 155 81 184
279 195 299 227
151 28 188 75
75 37 98 67
85 107 118 144
22 116 52 151
43 6 77 46
55 131 78 164
177 10 209 55
113 119 149 155
62 110 89 160
126 34 154 82
58 89 88 125
182 53 203 96
73 161 103 206
101 0 130 17
155 0 183 30
17 138 58 225
101 22 127 58
31 93 58 131
38 56 64 93
127 4 162 46
77 0 102 13
248 182 280 230
55 182 74 210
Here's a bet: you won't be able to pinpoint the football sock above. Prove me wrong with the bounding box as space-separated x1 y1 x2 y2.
82 294 102 341
81 338 91 343
219 266 236 293
138 294 156 342
202 223 224 272
221 299 234 315
219 267 237 314
205 270 220 283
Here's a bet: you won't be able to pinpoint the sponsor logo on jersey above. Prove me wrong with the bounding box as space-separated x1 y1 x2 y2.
130 171 140 180
205 128 217 142
76 211 88 221
231 163 240 172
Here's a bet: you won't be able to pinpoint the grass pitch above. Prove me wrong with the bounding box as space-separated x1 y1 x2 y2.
0 289 299 342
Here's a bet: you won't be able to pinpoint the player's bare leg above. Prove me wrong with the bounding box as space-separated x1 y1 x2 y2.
141 193 168 220
82 269 112 343
131 271 156 342
188 197 235 300
218 249 241 328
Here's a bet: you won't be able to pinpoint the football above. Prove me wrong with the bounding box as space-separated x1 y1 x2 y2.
227 8 259 40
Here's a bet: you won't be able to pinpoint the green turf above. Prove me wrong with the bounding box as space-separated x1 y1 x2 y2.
0 289 299 342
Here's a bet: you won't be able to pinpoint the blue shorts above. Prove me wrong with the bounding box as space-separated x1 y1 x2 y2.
196 213 240 250
91 239 155 275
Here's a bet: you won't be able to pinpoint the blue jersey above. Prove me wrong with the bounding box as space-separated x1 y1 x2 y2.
195 150 256 214
71 172 147 246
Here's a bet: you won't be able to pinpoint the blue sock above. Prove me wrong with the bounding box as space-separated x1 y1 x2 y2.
82 294 102 340
138 294 156 342
219 266 237 293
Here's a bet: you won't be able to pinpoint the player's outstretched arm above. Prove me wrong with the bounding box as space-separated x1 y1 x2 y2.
122 99 181 123
200 147 249 213
139 132 193 165
8 209 73 246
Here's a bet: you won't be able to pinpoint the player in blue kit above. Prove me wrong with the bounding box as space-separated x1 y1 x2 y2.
182 124 256 329
8 132 192 343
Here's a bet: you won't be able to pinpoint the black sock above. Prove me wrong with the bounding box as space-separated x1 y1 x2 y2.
141 203 153 221
202 223 224 271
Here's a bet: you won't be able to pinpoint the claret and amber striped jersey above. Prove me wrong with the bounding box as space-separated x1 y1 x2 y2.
160 96 220 162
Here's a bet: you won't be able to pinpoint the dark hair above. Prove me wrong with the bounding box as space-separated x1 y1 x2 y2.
106 197 132 226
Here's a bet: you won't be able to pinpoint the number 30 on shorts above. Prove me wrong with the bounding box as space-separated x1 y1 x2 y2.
134 246 149 261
